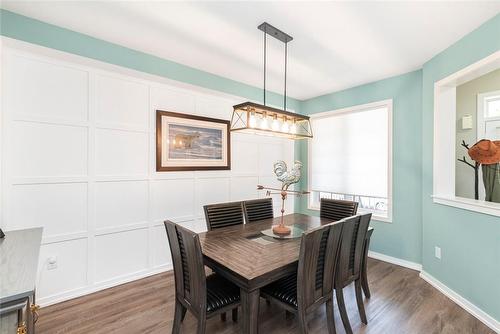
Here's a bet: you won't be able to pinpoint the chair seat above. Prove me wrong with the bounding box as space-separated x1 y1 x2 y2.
261 274 298 309
206 274 240 314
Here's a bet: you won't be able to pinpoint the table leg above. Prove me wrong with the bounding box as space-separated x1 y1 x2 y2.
27 294 34 334
240 288 260 334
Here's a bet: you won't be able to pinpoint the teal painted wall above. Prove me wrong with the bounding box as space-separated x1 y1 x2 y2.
421 14 500 321
0 9 301 112
296 70 423 264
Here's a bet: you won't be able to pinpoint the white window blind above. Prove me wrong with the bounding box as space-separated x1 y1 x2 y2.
310 105 389 199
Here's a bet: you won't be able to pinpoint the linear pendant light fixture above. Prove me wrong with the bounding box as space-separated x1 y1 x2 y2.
230 22 313 140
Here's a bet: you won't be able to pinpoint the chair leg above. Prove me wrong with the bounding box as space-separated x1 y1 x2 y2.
172 300 185 334
297 311 308 334
355 280 368 324
220 313 226 321
326 299 336 334
181 307 187 321
361 261 371 298
361 275 371 298
336 288 353 334
197 315 207 334
232 308 238 322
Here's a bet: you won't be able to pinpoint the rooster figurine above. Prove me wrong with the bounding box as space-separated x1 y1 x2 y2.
274 160 303 191
256 160 308 236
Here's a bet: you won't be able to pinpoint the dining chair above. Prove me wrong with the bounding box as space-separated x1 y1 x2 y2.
261 220 344 334
242 198 274 223
334 214 372 334
164 220 240 334
320 197 375 302
320 198 359 221
203 201 244 231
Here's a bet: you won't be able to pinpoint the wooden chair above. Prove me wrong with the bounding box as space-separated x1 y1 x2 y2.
320 198 359 221
261 220 344 334
164 220 240 334
243 198 274 223
334 214 372 334
203 201 244 231
320 198 375 301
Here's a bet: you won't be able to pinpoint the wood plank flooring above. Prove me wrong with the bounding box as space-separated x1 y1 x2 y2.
36 259 494 334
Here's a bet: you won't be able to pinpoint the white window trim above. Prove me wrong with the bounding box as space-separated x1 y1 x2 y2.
307 99 393 223
433 50 500 217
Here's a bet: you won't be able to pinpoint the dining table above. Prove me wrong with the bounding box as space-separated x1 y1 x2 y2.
198 213 374 334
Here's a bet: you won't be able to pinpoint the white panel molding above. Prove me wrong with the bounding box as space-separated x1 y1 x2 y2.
86 70 97 289
10 177 89 185
11 115 90 128
2 44 295 307
368 251 422 271
42 233 88 245
152 214 197 225
420 271 500 333
94 175 149 182
94 222 149 236
95 123 149 134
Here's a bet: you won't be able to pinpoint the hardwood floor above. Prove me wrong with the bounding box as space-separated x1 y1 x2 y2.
36 259 493 334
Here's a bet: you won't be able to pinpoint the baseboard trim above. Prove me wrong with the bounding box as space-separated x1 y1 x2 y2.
368 250 422 271
420 271 500 333
38 264 172 307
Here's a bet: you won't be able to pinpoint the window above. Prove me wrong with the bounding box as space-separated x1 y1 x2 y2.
485 94 500 118
478 91 500 142
308 100 392 221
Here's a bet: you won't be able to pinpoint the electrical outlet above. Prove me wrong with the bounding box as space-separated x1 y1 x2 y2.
47 256 58 270
434 246 441 260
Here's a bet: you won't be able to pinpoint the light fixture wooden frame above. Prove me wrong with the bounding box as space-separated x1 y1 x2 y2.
231 102 313 139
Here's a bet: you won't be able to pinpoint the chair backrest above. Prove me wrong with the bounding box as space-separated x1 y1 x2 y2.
164 220 206 313
296 220 344 309
320 198 359 221
335 214 371 287
243 198 274 223
203 201 244 231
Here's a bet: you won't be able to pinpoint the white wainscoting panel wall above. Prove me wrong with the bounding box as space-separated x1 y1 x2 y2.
1 45 294 306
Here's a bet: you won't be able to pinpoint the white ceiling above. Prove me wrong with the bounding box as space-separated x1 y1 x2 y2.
2 1 500 100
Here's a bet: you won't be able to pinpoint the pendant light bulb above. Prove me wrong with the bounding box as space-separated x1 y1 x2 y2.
272 115 280 131
282 117 290 133
249 112 257 128
290 120 297 134
260 113 269 130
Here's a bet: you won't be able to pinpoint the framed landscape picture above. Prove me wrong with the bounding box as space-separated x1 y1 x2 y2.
156 110 231 171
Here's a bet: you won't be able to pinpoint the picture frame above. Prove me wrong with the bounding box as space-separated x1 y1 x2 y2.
156 110 231 171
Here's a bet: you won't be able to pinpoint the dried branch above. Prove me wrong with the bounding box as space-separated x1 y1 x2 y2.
460 140 470 150
457 156 476 169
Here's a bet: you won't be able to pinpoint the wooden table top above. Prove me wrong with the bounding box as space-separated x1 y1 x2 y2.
199 213 335 284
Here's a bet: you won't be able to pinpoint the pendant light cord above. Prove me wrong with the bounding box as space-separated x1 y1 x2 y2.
262 23 289 110
284 42 287 111
263 29 267 106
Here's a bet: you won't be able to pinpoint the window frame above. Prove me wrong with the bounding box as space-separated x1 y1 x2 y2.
307 99 393 223
477 90 500 137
